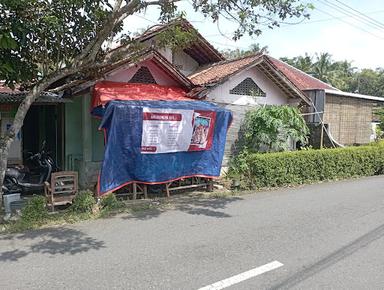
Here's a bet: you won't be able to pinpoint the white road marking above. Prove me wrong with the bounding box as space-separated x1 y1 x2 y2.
198 260 284 290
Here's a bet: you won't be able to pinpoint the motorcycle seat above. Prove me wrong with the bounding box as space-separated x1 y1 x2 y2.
8 165 29 173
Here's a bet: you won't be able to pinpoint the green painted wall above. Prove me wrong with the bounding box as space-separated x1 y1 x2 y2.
92 118 104 161
65 96 83 170
64 93 104 187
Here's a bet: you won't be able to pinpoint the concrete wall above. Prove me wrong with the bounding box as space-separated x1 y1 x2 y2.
323 94 376 145
206 67 298 165
92 118 104 162
142 39 201 76
157 47 173 63
172 50 199 76
65 96 83 171
208 67 289 106
65 93 104 189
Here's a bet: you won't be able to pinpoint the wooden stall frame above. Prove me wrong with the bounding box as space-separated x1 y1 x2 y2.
114 177 213 199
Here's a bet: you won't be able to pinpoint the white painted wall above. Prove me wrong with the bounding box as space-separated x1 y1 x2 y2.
172 50 199 76
105 59 180 87
157 47 173 63
206 66 300 165
142 39 200 76
207 67 290 106
141 39 173 63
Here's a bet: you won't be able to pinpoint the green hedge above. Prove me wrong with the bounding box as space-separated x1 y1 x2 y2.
230 142 384 189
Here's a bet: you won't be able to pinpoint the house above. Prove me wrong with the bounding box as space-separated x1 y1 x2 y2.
64 49 196 187
188 54 311 163
1 18 383 189
98 20 313 166
268 57 384 146
0 49 196 188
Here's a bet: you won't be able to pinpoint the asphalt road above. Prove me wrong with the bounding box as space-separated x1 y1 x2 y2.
1 176 384 289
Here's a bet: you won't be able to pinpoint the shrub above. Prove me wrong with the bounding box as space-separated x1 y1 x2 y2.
71 190 96 213
229 143 384 189
21 195 48 223
240 105 309 152
100 193 122 211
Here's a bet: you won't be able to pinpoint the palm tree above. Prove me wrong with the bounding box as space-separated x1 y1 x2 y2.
312 52 333 82
295 53 313 72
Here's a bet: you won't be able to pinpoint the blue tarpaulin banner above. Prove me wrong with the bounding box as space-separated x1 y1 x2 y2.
95 100 232 195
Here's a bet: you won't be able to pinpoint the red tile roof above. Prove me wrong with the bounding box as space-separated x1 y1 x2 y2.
266 56 337 91
189 53 263 85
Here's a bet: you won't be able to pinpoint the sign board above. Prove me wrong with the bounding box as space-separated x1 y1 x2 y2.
141 107 215 154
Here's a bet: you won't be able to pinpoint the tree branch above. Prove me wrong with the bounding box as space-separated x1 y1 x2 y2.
73 0 125 63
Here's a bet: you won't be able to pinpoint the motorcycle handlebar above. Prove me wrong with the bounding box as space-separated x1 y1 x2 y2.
27 153 40 161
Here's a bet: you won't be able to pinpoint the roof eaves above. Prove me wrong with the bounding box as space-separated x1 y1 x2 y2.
71 48 195 95
0 91 71 103
149 50 194 88
71 49 156 95
181 20 224 61
324 89 384 102
261 55 311 105
137 19 225 63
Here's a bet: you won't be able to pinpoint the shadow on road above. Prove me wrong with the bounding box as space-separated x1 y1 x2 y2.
0 227 105 262
122 195 243 221
270 223 384 290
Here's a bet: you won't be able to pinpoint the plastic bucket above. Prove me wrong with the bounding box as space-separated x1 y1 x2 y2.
3 193 21 214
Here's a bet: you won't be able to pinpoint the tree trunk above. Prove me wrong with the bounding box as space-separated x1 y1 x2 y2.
0 141 11 194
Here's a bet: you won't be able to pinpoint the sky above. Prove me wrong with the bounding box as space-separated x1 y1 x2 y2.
122 0 384 69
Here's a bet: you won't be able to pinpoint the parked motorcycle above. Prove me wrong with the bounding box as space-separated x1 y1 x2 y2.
3 142 58 195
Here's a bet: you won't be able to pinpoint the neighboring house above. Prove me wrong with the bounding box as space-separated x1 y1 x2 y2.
1 19 383 189
268 57 384 146
188 54 311 164
0 82 70 165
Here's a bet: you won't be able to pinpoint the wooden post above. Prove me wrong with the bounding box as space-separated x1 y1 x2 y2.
132 182 137 200
207 178 214 192
165 183 170 198
320 124 324 149
143 184 148 199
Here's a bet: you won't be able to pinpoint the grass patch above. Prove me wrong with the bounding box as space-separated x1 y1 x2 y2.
1 208 95 233
1 194 162 233
0 187 245 233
